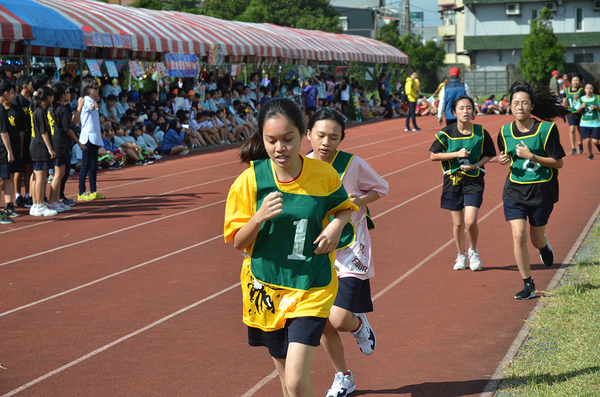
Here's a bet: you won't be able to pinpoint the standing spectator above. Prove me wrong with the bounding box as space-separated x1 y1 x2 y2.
437 68 471 126
378 72 391 101
302 77 318 120
549 70 560 97
261 72 271 88
75 78 105 201
432 77 449 98
404 71 420 131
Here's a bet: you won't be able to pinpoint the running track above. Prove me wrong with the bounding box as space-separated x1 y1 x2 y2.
1 115 598 396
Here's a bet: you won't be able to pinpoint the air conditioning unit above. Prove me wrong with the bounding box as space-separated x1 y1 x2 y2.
594 0 600 11
506 3 521 15
544 2 557 11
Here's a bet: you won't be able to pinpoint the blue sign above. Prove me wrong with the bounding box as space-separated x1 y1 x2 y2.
165 53 197 78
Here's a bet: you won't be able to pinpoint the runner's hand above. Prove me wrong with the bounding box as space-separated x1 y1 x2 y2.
455 148 470 158
516 141 532 159
256 191 283 223
498 151 510 165
313 219 343 254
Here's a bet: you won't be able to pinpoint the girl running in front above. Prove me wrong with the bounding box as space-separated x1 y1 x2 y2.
563 74 583 154
498 81 569 300
224 98 357 397
430 95 496 271
305 108 388 397
575 81 600 160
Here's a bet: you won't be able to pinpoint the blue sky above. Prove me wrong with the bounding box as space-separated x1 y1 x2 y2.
386 0 442 27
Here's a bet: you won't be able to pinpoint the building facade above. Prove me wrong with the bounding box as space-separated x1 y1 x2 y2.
438 0 471 66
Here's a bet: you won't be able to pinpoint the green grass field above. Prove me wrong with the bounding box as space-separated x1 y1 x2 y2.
497 218 600 396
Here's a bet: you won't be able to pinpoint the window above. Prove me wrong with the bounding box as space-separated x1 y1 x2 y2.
574 53 594 62
339 16 348 31
446 40 454 54
576 8 583 31
531 9 538 21
443 9 456 26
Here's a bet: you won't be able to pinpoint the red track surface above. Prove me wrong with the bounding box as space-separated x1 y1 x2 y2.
1 115 598 396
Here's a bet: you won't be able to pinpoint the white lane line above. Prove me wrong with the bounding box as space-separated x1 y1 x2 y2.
480 201 600 397
0 282 240 397
0 199 227 268
242 201 504 396
0 235 224 318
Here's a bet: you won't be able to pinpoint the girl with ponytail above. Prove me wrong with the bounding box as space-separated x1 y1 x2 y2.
224 98 357 396
29 86 57 217
497 81 569 300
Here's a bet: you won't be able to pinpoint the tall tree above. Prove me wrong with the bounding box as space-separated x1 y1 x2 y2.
237 0 342 33
520 7 565 85
129 0 164 10
199 0 248 21
129 0 200 13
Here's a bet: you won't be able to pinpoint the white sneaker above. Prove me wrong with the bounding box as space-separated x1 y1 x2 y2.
326 371 356 397
29 204 43 217
153 155 161 160
469 249 482 271
454 253 467 270
351 313 376 355
49 202 65 213
40 204 58 217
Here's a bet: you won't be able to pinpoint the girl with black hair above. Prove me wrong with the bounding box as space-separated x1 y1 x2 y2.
306 108 388 397
563 74 583 154
29 86 57 217
161 119 188 156
430 95 496 271
224 98 356 397
498 81 569 300
48 82 86 212
575 81 600 160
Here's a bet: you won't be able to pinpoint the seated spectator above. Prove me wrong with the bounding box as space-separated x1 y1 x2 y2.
99 95 120 125
71 141 83 173
114 92 128 121
481 95 500 114
259 87 271 108
162 119 189 155
100 127 123 170
473 96 483 114
381 97 394 119
178 113 207 147
144 91 161 113
114 124 148 165
417 95 430 116
131 123 156 162
498 94 510 114
368 95 384 117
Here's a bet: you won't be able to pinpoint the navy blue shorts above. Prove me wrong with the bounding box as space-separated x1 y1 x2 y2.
441 191 483 211
580 126 599 140
567 113 580 126
0 163 9 179
54 156 69 166
333 277 373 313
32 160 54 171
503 199 554 227
247 317 327 359
306 106 316 115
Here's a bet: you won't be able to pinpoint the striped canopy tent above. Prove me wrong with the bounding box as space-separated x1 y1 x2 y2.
0 3 33 55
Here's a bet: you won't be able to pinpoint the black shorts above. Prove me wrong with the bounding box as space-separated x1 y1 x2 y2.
0 163 9 179
580 126 600 140
22 136 32 164
441 191 483 211
247 317 327 359
54 156 69 166
333 277 373 314
306 106 316 115
503 199 554 227
32 160 54 171
340 100 348 108
567 113 581 126
9 158 24 174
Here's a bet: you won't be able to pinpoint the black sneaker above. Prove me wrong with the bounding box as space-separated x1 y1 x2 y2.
142 158 153 165
515 281 536 300
539 237 554 267
587 154 594 160
4 203 20 217
108 162 122 170
570 148 577 155
24 197 33 208
0 211 14 224
578 143 583 154
15 195 25 207
61 198 76 206
135 160 144 166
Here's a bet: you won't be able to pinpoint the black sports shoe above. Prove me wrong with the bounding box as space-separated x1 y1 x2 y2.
0 211 14 224
24 197 33 208
578 143 584 154
539 237 554 268
4 203 20 217
587 154 594 160
61 198 76 206
515 281 536 300
15 195 25 207
108 162 122 170
570 148 577 155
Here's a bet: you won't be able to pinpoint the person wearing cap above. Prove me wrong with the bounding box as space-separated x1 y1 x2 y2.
549 70 560 97
438 67 471 126
404 71 421 131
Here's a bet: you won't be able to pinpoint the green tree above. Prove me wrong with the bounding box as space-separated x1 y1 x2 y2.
237 0 342 33
520 7 565 85
199 0 248 21
375 21 445 92
129 0 200 13
129 0 164 10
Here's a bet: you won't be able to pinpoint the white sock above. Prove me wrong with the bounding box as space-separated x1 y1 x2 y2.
469 248 478 254
15 193 21 199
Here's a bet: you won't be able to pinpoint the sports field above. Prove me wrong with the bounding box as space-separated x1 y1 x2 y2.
1 114 598 396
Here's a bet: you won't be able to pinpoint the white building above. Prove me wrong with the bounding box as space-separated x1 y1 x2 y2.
462 0 600 68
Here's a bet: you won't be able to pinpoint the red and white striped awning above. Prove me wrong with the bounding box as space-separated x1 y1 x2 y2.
0 4 33 43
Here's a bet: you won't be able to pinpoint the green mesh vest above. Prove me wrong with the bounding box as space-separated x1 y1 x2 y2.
435 124 484 179
501 122 557 184
250 158 350 291
331 151 375 230
566 87 583 112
